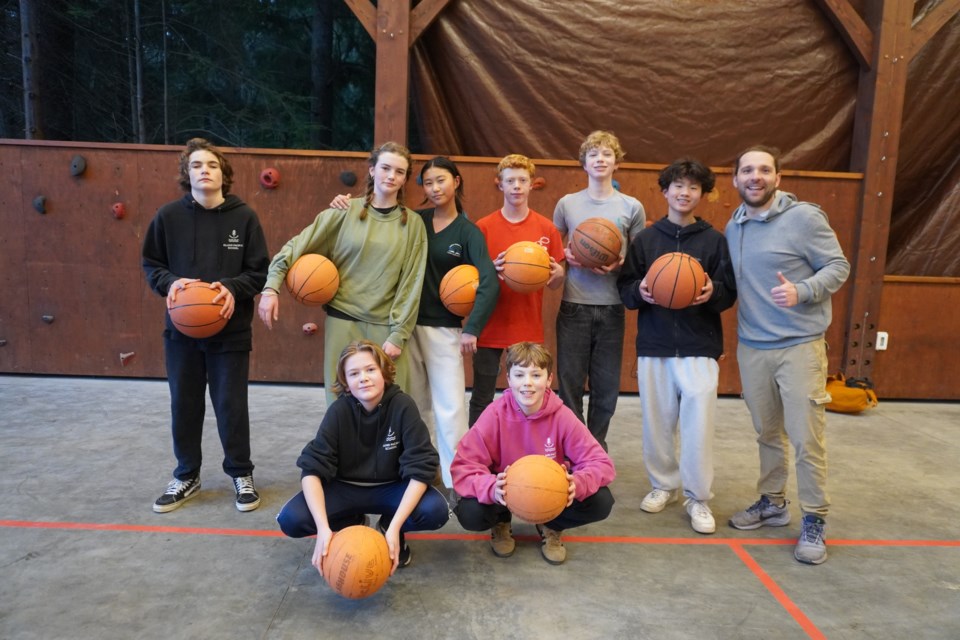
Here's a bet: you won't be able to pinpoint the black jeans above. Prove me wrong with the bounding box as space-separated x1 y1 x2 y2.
455 486 614 532
469 346 504 426
164 338 253 480
555 302 625 450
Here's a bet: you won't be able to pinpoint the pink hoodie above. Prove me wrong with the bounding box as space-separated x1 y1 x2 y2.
452 388 615 504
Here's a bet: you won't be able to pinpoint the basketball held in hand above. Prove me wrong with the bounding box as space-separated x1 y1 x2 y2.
569 217 622 268
321 525 392 599
646 252 707 310
439 264 480 317
501 241 551 294
285 254 340 306
168 282 227 339
504 455 569 524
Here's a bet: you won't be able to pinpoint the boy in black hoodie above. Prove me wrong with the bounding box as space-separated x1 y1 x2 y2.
277 340 449 572
617 159 736 534
142 138 270 514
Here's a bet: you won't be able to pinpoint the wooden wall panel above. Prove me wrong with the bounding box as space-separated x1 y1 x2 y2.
870 277 960 400
0 146 29 371
0 142 880 398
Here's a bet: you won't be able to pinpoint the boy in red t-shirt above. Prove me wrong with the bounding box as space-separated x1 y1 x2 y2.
469 154 565 425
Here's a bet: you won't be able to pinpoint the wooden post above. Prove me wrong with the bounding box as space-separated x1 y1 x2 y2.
342 0 452 146
372 0 411 144
841 0 912 379
815 0 959 380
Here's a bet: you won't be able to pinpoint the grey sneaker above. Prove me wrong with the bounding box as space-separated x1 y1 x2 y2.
640 488 678 513
794 515 828 565
153 476 200 513
728 496 791 530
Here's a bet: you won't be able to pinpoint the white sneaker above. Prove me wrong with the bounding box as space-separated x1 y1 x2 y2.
640 489 678 513
684 498 716 534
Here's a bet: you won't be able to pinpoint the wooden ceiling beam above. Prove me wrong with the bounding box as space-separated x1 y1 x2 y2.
907 0 960 61
343 0 376 40
410 0 452 45
812 0 874 68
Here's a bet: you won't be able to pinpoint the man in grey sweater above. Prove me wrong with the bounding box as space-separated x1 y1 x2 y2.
724 146 850 565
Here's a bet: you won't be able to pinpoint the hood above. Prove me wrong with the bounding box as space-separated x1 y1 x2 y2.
731 190 799 225
651 215 714 238
347 382 402 417
501 386 565 420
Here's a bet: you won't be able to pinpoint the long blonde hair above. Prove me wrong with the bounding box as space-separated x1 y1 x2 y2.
361 141 412 225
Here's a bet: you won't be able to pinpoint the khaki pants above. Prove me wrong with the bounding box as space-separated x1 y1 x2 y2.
737 339 832 518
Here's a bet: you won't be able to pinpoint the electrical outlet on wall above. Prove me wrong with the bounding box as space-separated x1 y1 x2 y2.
876 331 889 350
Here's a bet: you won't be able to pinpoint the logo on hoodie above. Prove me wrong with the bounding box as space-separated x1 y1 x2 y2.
544 437 556 458
446 243 463 258
224 229 243 251
383 426 398 452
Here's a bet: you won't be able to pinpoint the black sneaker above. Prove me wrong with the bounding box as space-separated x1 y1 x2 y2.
377 516 412 568
153 476 200 513
232 475 261 512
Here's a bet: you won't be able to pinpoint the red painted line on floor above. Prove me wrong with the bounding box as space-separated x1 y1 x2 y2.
826 538 960 547
4 518 957 640
2 520 958 547
729 542 826 640
0 519 283 537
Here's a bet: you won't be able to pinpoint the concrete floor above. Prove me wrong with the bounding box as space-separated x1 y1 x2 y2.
1 374 958 640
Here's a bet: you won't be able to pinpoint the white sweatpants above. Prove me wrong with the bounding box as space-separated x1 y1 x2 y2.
405 325 469 489
637 356 719 502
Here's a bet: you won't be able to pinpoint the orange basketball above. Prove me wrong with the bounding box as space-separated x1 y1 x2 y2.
504 455 569 524
320 525 391 599
168 282 227 339
285 254 340 306
501 241 551 293
569 217 622 268
646 252 708 310
440 264 480 317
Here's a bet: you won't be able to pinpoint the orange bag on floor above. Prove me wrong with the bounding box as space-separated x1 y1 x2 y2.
825 373 878 414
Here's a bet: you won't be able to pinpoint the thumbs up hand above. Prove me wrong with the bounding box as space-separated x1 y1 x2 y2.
771 271 799 307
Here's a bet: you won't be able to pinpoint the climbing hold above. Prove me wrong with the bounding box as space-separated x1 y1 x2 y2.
33 196 47 214
302 322 318 336
111 202 126 220
339 171 357 187
259 167 280 189
70 155 87 177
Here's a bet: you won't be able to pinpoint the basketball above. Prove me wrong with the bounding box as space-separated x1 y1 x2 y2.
168 282 227 339
646 252 708 310
569 217 622 268
320 525 391 599
504 455 569 524
501 241 551 294
285 254 340 306
439 264 480 317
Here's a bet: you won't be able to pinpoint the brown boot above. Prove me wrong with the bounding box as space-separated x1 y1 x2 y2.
489 522 515 558
537 525 566 565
